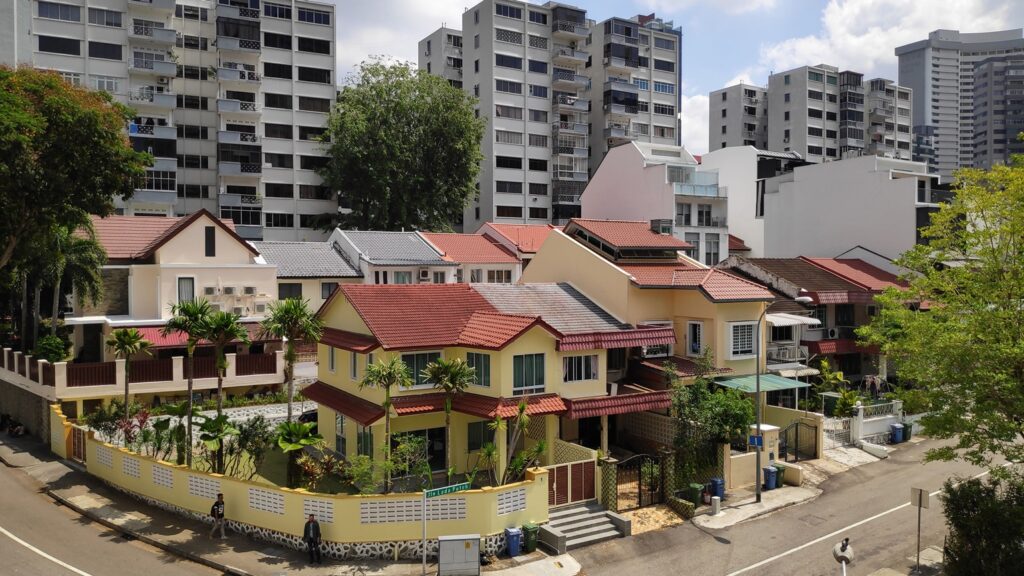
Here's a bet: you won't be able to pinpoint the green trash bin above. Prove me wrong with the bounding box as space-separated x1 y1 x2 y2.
687 483 704 506
522 523 539 553
903 422 913 441
773 464 786 487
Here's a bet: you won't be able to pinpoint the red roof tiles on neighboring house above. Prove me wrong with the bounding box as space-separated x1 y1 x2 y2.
728 234 751 252
638 356 734 379
803 339 880 356
391 393 447 417
618 264 774 301
90 209 255 262
420 233 519 264
457 311 557 349
801 258 906 293
563 390 672 419
480 223 560 254
301 381 385 426
568 219 692 249
320 327 380 353
134 323 272 348
558 327 676 351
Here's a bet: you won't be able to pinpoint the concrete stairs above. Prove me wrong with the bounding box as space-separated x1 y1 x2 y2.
544 502 627 551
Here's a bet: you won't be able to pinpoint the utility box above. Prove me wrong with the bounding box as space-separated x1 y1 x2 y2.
438 534 481 576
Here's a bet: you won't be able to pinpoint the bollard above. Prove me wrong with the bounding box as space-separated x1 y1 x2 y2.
711 496 721 515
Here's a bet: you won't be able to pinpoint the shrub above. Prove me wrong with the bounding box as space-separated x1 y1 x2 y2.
942 474 1024 575
33 334 68 363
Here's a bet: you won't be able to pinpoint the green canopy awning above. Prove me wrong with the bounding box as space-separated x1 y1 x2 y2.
715 373 812 393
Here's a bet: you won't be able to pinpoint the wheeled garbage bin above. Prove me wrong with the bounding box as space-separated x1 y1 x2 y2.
890 423 904 444
505 527 522 557
763 466 778 490
522 523 539 553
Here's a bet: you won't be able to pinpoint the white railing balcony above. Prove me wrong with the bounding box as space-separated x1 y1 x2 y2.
553 94 589 111
216 3 260 21
604 103 639 117
767 344 808 362
217 98 260 115
552 121 587 135
604 56 639 72
552 45 588 64
129 25 176 45
127 90 175 109
552 68 588 89
694 216 728 228
217 66 261 84
552 20 588 39
129 58 177 77
552 169 588 182
603 125 633 140
217 130 260 144
218 191 262 207
605 33 639 46
217 36 261 53
218 161 262 176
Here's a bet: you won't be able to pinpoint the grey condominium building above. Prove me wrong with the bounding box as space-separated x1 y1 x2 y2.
0 0 338 241
896 29 1024 178
419 2 682 229
972 55 1024 169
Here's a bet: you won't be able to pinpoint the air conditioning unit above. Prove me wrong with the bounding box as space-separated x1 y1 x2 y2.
243 286 256 295
203 286 217 296
783 138 790 143
209 303 222 312
419 269 431 281
827 328 839 339
223 287 236 296
232 307 244 315
157 78 168 85
255 303 266 314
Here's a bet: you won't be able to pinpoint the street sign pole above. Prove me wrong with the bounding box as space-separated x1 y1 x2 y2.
421 482 471 576
910 487 930 574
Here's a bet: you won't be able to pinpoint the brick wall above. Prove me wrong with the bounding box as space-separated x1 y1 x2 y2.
79 269 129 316
0 377 50 440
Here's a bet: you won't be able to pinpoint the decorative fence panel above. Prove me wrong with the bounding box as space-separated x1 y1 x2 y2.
67 362 117 387
130 358 174 383
235 353 276 376
545 458 595 508
190 357 218 379
823 417 853 449
29 359 39 381
863 402 896 418
42 363 55 387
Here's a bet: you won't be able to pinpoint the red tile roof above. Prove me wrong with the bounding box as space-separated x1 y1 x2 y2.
638 356 734 379
801 258 906 293
420 233 519 264
728 234 751 252
802 339 880 356
480 223 560 254
558 327 676 351
90 209 254 262
320 328 380 353
568 219 692 249
564 390 672 419
455 393 568 419
618 263 774 301
391 392 447 416
457 311 556 349
302 381 385 426
134 323 273 348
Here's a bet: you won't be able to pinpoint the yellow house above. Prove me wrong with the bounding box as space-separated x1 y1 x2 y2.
306 282 676 482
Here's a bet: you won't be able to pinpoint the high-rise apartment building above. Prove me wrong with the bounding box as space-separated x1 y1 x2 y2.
971 55 1024 169
896 29 1024 177
708 83 768 150
418 26 464 90
0 0 337 241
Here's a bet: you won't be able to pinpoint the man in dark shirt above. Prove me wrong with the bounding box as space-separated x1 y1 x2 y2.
209 493 226 539
303 514 322 564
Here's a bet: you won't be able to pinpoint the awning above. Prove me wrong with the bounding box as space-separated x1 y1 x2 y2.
637 356 733 378
135 323 274 348
767 362 821 378
563 385 671 419
716 373 811 393
813 291 875 305
391 392 446 416
301 381 385 426
766 313 821 327
320 327 380 353
390 392 568 420
803 339 880 355
558 327 676 351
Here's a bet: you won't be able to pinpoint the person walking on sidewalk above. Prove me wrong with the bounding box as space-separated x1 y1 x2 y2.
303 514 322 564
209 493 226 539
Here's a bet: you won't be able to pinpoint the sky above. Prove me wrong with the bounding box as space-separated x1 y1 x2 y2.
331 0 1024 154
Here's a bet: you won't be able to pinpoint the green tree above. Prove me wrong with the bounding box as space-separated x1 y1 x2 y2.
0 67 149 271
319 59 485 231
46 224 106 337
198 414 240 475
259 298 323 422
360 357 413 493
105 328 152 429
941 473 1024 575
859 161 1024 472
162 299 213 467
276 421 323 488
203 310 250 415
422 357 475 483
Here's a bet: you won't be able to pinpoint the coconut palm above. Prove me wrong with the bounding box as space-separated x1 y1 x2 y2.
422 357 476 483
203 310 250 415
259 298 323 422
162 299 213 467
105 328 152 430
46 224 106 336
360 357 413 493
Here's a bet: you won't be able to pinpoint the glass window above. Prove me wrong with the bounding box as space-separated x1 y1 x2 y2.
401 352 441 386
356 425 373 457
88 41 122 60
264 2 292 19
496 79 522 94
266 213 295 228
495 54 523 69
528 60 547 74
265 123 293 139
334 414 345 454
495 3 522 19
350 351 358 379
513 354 545 395
466 353 490 387
298 97 331 113
328 346 335 372
653 59 675 72
654 37 675 50
730 322 756 358
467 421 489 451
297 67 331 84
264 62 292 79
278 283 302 299
177 277 195 303
562 355 598 382
687 321 703 356
393 271 413 284
264 32 292 49
528 10 547 24
297 7 330 25
38 2 80 21
297 37 331 54
321 282 337 300
486 270 512 283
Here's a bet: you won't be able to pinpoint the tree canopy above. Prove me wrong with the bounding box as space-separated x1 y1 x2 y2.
319 59 485 231
859 159 1024 473
0 67 149 270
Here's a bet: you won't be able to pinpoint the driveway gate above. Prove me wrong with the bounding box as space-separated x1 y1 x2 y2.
546 459 596 507
616 454 664 511
779 422 818 462
823 417 853 449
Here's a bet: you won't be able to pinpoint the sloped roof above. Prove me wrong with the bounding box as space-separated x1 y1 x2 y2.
567 219 692 249
472 283 631 334
728 234 751 252
801 258 906 292
91 210 254 262
340 230 454 266
479 223 560 254
743 258 864 293
251 241 361 278
618 263 774 301
420 233 519 264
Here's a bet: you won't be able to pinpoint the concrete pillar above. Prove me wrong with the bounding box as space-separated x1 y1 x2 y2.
225 353 237 379
600 414 609 454
495 421 508 484
892 399 903 420
274 350 286 380
115 358 126 390
172 356 184 383
54 362 68 395
852 402 864 442
599 457 618 512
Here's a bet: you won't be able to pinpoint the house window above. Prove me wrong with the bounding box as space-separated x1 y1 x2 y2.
356 425 373 457
687 321 703 357
467 353 490 387
321 282 337 300
513 354 544 395
810 305 827 329
328 347 335 372
350 351 358 380
643 321 673 357
704 235 720 265
432 271 446 284
393 271 413 284
487 270 512 283
278 283 302 300
402 352 441 387
335 414 345 455
770 325 794 342
470 269 483 283
467 421 489 451
177 277 195 303
729 322 757 359
204 226 215 257
563 355 598 382
835 304 854 326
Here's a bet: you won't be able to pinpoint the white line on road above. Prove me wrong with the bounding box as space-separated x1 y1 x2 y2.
0 524 95 576
725 468 993 576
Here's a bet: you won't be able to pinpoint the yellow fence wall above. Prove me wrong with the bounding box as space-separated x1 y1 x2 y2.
49 405 70 459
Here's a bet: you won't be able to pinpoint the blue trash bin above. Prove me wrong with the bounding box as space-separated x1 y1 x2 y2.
890 423 905 444
505 527 522 557
763 466 778 491
711 477 725 499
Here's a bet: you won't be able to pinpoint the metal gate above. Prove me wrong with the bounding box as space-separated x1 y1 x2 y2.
71 426 87 463
823 417 853 449
546 459 596 507
779 422 818 462
616 454 664 511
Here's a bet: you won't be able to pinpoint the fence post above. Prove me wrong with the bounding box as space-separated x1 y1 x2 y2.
54 362 68 395
852 402 864 443
599 457 618 513
225 353 237 379
892 399 904 420
660 449 676 500
115 359 126 390
172 356 184 383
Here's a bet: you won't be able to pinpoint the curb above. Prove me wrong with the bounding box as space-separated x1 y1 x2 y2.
46 487 254 576
693 487 823 529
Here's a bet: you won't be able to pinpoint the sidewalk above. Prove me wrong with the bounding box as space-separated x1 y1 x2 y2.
0 436 579 576
868 545 944 576
692 485 822 530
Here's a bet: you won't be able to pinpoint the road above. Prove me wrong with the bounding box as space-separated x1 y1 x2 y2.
0 459 215 576
575 438 984 576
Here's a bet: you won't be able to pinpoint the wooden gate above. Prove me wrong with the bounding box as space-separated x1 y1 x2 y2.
71 426 87 463
546 459 596 507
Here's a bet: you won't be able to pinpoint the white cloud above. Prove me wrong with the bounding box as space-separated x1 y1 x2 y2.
636 0 777 15
680 93 710 155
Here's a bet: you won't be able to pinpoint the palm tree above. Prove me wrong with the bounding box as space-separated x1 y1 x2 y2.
162 299 213 467
105 328 152 430
46 225 106 336
204 310 250 415
275 421 323 488
360 357 413 493
422 358 475 483
259 298 323 422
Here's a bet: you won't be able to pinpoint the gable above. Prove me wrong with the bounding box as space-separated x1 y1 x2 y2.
155 214 257 265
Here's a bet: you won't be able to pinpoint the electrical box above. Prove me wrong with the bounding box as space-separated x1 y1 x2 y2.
438 534 481 576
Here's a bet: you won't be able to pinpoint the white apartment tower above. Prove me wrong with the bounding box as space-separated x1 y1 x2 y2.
0 0 337 241
418 27 464 90
708 83 768 149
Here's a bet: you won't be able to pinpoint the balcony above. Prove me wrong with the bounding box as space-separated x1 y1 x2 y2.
218 191 262 207
604 56 638 73
132 188 178 205
127 90 175 110
767 344 809 363
552 167 588 182
128 0 175 14
553 94 589 113
149 157 177 172
553 143 588 157
217 66 261 85
218 130 260 144
673 182 725 198
604 102 638 120
553 68 588 91
129 58 177 77
129 123 176 139
604 78 639 93
217 36 261 54
129 25 176 46
552 45 588 66
605 33 639 46
218 161 263 176
216 3 260 21
603 124 634 143
217 98 260 116
690 216 727 228
552 20 588 40
552 120 587 136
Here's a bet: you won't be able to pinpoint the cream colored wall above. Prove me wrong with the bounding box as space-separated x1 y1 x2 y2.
282 277 357 313
130 265 160 319
155 266 277 320
155 218 256 265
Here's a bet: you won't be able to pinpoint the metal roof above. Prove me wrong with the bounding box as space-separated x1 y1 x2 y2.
471 283 632 335
716 374 811 393
251 241 361 278
340 230 455 266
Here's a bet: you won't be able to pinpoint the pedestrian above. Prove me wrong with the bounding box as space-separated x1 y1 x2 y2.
209 493 226 539
303 514 322 564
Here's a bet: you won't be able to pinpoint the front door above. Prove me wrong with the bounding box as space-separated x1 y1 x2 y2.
396 427 447 472
80 324 103 362
578 417 601 450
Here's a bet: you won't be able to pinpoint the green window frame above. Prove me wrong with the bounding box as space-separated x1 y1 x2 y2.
356 425 373 457
401 352 441 387
467 421 489 451
512 353 545 395
466 352 491 387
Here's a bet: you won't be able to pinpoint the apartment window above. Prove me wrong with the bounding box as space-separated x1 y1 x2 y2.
654 126 675 139
529 109 548 123
264 93 292 109
297 7 331 25
178 184 210 199
91 75 121 93
467 421 488 451
474 34 480 49
264 32 292 49
808 108 823 119
495 54 523 70
808 127 823 137
784 93 791 103
221 206 261 225
808 71 824 83
38 2 80 22
528 158 547 171
176 125 208 140
58 71 82 86
175 5 208 21
529 183 548 195
278 283 302 299
704 235 720 265
264 62 292 79
827 75 838 85
142 171 175 191
654 82 675 94
529 207 548 220
496 181 523 194
654 37 675 50
299 97 331 113
495 29 523 45
496 79 523 94
635 78 650 90
528 134 548 147
495 105 523 119
528 10 547 24
487 270 512 283
653 103 675 116
88 41 122 61
729 322 757 359
563 355 598 382
401 352 441 387
807 145 823 156
176 95 209 110
528 60 547 74
495 3 522 19
496 206 523 218
496 156 522 169
808 90 823 101
653 59 675 72
88 8 121 27
177 277 195 303
265 213 295 228
826 111 837 121
264 183 293 198
300 156 327 171
467 353 491 387
176 35 207 51
827 93 837 103
177 65 209 80
263 2 291 19
297 67 331 84
297 37 331 54
177 155 210 169
528 35 547 49
784 74 791 85
264 153 293 168
298 126 327 141
826 129 837 139
529 85 548 98
495 130 523 145
299 185 332 200
264 123 293 139
512 354 544 395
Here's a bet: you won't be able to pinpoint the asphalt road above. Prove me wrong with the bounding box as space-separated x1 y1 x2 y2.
0 460 216 576
575 438 985 576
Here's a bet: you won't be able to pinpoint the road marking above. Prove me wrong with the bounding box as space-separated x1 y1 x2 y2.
0 524 95 576
725 468 993 576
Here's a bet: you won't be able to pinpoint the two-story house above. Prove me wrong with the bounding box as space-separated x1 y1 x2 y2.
477 223 562 268
250 240 363 311
330 229 459 285
420 233 522 284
